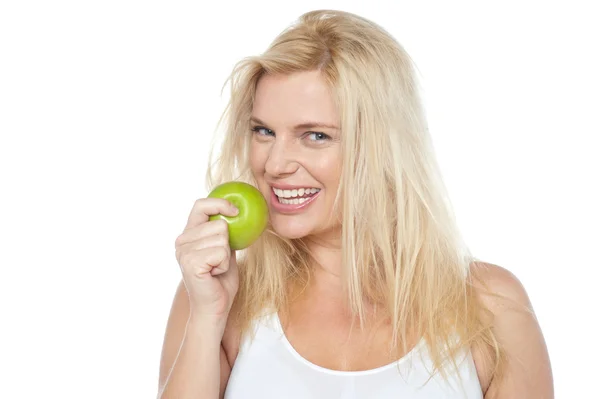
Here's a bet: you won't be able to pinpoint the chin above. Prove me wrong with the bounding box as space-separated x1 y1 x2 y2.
270 217 314 240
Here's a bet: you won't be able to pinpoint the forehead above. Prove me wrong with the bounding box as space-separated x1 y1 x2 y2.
252 71 339 127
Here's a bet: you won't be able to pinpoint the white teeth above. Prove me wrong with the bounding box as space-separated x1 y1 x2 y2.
273 187 320 199
278 197 310 205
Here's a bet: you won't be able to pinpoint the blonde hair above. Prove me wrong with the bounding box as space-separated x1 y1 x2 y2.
207 9 504 384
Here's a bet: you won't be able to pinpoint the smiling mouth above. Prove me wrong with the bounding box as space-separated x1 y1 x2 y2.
272 187 321 204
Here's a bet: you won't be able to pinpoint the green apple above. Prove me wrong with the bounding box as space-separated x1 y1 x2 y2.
208 181 269 250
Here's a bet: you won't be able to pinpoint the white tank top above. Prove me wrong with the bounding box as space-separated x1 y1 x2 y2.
224 312 483 398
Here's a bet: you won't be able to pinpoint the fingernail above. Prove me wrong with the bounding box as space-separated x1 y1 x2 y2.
231 206 239 215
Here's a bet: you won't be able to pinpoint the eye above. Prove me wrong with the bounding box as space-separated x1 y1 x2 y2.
251 126 274 137
306 132 330 142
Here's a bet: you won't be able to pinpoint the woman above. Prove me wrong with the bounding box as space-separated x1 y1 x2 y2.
158 10 553 399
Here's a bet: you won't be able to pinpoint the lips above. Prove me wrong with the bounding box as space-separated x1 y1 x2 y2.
269 187 321 214
272 187 320 200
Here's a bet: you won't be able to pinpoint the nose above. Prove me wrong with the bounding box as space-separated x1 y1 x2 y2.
264 137 299 178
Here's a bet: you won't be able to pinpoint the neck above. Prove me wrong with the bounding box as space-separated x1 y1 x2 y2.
299 230 347 301
297 230 383 319
288 233 383 324
304 228 341 268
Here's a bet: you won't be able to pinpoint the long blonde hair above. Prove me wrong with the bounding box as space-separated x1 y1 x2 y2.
206 9 503 384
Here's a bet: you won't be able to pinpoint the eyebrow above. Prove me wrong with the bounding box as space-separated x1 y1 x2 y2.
250 116 339 130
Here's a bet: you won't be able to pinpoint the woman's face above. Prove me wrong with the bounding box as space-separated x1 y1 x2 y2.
249 70 342 240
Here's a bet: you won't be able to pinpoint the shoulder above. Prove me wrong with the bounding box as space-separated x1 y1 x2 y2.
468 261 553 398
469 261 530 306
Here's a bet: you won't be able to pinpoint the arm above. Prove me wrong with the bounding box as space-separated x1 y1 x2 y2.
158 280 233 399
471 263 554 398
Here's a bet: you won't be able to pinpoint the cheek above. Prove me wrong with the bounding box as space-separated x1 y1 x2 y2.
249 142 266 174
315 149 342 188
317 150 342 217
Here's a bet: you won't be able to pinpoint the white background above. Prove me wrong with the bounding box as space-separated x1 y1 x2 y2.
1 1 598 398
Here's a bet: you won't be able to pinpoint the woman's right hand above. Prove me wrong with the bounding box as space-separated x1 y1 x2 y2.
174 198 240 323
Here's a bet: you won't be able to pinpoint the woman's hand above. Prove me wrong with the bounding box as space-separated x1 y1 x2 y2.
174 198 240 322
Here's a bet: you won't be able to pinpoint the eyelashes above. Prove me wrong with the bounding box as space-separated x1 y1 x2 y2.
251 126 274 137
250 125 332 143
307 132 329 141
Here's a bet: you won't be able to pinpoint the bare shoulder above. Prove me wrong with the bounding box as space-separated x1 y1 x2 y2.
469 261 530 305
469 262 554 398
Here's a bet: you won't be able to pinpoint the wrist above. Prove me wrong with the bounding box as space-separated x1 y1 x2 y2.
187 313 228 339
